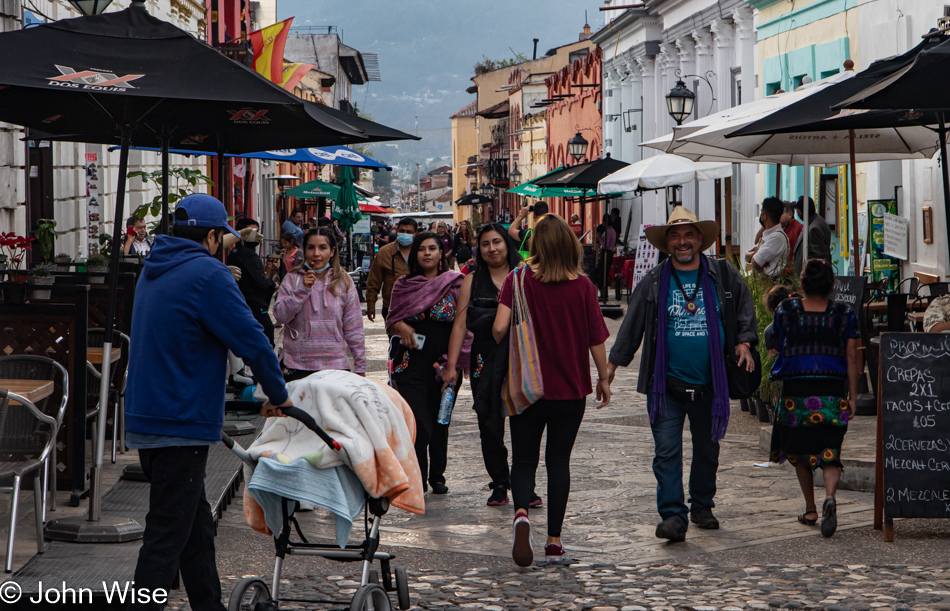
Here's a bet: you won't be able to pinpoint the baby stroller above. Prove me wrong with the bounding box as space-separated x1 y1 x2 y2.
223 405 410 611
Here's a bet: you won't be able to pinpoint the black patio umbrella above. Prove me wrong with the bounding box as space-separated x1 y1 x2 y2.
830 33 950 270
455 193 494 206
535 154 629 308
0 0 414 541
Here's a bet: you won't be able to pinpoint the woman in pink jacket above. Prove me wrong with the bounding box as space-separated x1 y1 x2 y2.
274 227 366 381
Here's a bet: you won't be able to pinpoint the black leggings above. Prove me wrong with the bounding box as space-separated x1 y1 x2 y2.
509 398 586 537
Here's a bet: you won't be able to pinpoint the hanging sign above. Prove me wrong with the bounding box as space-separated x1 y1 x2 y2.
882 213 909 261
85 153 101 255
631 224 658 290
869 200 899 291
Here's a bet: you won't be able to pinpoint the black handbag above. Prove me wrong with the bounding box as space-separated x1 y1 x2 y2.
717 259 762 399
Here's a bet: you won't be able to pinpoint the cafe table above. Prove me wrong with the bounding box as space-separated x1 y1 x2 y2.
0 378 54 404
86 346 121 365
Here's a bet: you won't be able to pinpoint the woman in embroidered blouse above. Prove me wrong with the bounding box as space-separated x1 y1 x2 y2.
387 232 465 495
770 258 858 538
274 227 365 382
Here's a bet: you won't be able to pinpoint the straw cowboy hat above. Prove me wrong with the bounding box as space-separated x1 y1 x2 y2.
644 206 720 254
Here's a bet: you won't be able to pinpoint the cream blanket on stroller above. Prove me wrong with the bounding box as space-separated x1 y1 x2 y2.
244 370 424 535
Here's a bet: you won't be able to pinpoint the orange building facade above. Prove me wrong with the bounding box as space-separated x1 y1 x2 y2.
545 46 603 240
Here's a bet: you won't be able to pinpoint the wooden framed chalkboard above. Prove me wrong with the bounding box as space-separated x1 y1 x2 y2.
876 332 950 540
832 275 867 315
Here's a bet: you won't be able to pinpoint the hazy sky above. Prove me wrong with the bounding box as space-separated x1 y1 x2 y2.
279 1 607 169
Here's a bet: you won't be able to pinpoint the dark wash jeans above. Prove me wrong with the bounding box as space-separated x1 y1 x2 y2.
129 446 226 611
647 390 720 529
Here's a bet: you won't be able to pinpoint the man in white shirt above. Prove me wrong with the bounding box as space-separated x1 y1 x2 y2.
747 197 789 279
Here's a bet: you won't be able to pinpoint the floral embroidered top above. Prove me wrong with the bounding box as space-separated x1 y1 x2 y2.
407 293 456 322
770 298 858 380
274 269 366 373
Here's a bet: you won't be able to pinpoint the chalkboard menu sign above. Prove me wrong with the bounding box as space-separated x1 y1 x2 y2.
880 332 950 519
832 275 867 314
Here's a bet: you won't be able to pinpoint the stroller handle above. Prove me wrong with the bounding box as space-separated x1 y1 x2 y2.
221 406 342 467
281 406 343 451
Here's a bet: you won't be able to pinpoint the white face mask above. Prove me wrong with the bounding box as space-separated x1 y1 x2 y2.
314 262 331 274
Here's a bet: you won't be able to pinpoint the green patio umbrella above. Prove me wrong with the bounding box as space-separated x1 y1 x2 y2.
333 166 363 233
285 178 368 201
508 166 621 198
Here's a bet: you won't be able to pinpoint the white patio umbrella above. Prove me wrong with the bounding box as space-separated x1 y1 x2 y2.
597 153 733 193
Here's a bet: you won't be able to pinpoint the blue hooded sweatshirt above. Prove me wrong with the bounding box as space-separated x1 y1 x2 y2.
125 235 288 442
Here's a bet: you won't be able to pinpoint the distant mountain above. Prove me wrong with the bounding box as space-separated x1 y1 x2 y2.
279 0 605 177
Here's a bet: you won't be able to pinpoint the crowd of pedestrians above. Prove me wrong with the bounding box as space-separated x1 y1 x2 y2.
123 192 860 610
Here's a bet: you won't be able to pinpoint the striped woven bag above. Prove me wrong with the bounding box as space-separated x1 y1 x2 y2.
501 267 544 416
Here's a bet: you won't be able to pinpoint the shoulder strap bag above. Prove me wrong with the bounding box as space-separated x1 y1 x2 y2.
501 267 544 416
717 259 762 400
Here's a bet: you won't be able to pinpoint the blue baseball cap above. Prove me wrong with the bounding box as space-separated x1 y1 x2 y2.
175 194 240 239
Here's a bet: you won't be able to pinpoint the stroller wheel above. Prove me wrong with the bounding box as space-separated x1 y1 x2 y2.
395 567 410 610
228 577 273 611
349 584 391 611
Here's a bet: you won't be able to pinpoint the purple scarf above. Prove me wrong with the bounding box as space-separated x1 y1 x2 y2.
387 271 472 374
651 256 731 441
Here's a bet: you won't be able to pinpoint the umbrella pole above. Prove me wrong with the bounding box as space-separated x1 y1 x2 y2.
803 157 810 268
160 131 169 235
217 149 227 220
849 129 860 276
45 126 144 543
939 115 950 278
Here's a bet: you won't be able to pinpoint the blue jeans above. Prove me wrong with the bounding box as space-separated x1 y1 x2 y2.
648 391 720 529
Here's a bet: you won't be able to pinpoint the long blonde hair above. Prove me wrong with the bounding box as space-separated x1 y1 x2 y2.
528 214 584 283
294 227 352 296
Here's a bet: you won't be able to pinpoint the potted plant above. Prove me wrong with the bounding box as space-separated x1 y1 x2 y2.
33 218 57 264
53 252 72 272
0 231 35 283
86 254 107 284
28 264 54 300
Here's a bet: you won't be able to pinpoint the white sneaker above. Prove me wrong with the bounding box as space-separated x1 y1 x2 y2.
511 515 536 567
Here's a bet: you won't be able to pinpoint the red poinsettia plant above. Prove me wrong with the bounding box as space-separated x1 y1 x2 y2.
0 232 35 272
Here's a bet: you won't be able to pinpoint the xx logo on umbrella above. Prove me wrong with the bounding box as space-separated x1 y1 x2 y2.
228 109 271 124
48 65 144 90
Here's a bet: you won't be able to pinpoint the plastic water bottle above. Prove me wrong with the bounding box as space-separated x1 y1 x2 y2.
437 386 456 426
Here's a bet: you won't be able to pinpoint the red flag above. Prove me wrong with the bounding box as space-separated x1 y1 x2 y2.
280 62 315 91
249 17 293 84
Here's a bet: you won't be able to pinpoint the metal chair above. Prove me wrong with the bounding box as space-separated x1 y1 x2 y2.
0 387 60 572
911 282 950 316
86 329 130 463
0 355 68 519
896 277 920 296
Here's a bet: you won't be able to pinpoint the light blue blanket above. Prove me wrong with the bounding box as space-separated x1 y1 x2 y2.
247 458 366 548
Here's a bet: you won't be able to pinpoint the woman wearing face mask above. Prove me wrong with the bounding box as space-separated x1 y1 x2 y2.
443 224 542 508
274 227 366 381
387 232 466 494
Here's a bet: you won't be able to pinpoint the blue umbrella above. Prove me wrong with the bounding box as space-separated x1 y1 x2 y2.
108 144 391 169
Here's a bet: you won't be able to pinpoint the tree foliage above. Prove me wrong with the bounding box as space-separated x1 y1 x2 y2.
473 53 529 76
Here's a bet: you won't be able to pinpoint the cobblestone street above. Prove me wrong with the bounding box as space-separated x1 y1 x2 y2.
158 306 950 610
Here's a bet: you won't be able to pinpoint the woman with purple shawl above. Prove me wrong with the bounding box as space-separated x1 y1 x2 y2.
387 232 467 495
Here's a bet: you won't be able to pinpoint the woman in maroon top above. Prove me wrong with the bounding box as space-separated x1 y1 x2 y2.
493 213 612 567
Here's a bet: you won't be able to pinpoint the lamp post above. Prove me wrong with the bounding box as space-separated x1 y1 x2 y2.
665 69 716 126
568 131 589 162
67 0 114 15
509 166 522 186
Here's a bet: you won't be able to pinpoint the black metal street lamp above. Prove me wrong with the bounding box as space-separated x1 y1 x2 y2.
568 131 588 162
67 0 115 15
510 166 522 186
479 183 494 197
666 79 695 126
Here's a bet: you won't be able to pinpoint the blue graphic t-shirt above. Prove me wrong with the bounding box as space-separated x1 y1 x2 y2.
666 268 725 385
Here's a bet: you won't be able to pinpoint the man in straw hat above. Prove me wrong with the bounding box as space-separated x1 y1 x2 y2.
606 206 757 542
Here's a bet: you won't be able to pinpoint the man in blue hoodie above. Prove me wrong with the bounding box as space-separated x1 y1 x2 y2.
125 194 291 611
